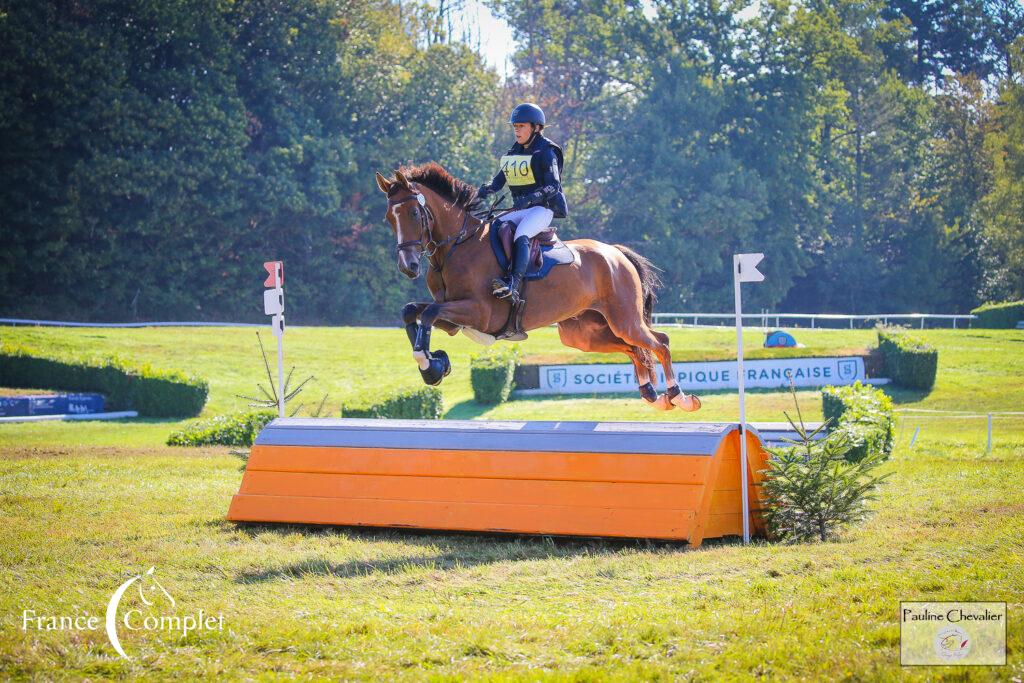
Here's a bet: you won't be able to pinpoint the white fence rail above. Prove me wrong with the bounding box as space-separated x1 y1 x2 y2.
896 409 1024 453
652 312 978 329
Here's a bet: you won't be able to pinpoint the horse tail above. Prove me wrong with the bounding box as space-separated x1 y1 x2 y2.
613 244 662 325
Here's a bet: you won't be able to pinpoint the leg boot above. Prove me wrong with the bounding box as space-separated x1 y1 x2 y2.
492 235 530 302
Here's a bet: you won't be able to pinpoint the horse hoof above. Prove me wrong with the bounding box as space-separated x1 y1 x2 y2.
671 392 702 412
433 350 452 378
652 394 675 411
419 350 451 385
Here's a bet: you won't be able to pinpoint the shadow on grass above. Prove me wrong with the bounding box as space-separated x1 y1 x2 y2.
230 522 699 583
883 386 933 405
442 400 492 420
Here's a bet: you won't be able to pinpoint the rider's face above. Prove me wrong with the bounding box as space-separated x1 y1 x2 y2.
512 123 534 144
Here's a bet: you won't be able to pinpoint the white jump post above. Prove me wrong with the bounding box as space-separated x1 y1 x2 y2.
733 253 765 545
263 261 285 418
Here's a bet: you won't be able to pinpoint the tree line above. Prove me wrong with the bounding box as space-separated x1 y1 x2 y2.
1 0 1021 323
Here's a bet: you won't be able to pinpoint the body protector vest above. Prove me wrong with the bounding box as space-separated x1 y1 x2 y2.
483 134 568 218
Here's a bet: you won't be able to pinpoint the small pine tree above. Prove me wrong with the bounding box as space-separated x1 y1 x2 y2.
762 386 892 542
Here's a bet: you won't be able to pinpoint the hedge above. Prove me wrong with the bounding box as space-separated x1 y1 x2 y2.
0 343 208 418
876 329 938 390
821 382 895 462
167 411 275 447
970 300 1024 328
342 386 443 419
470 346 519 404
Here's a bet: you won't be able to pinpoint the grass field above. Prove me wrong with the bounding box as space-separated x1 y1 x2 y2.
1 324 1022 680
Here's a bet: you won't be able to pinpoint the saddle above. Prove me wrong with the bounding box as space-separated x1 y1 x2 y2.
487 221 580 342
489 221 579 280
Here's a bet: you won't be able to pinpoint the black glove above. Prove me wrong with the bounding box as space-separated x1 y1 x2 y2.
476 184 493 200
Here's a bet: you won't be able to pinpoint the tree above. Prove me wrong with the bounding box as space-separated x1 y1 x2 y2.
883 0 995 84
978 53 1024 299
0 0 250 319
921 75 994 311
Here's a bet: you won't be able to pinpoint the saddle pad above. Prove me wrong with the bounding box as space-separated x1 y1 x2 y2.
489 224 579 281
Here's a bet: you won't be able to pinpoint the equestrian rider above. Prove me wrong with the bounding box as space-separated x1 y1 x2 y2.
476 103 568 305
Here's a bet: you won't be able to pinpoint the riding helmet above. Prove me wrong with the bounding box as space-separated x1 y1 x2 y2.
509 103 545 126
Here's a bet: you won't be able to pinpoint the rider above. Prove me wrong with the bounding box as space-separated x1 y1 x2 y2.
476 103 568 305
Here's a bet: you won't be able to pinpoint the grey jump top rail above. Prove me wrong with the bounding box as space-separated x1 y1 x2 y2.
254 418 765 456
0 318 266 328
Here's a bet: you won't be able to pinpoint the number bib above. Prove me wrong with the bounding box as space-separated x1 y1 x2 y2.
500 154 536 186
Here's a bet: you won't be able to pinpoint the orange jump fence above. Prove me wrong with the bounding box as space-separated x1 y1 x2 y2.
227 419 770 547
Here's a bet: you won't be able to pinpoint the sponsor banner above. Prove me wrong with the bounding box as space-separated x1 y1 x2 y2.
523 357 866 395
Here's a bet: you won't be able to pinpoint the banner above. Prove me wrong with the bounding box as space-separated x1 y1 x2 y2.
517 357 867 396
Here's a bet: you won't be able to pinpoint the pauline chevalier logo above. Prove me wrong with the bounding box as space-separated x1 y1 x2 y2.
900 601 1005 666
22 566 224 659
934 625 971 661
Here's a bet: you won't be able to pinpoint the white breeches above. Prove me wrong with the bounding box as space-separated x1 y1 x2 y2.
503 206 554 240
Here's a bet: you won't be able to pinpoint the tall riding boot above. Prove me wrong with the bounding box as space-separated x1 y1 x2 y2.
492 235 530 304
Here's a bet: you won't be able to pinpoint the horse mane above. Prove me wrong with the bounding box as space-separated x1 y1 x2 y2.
397 162 477 209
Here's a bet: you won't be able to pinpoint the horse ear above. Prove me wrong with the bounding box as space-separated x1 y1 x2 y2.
395 170 412 189
375 171 392 194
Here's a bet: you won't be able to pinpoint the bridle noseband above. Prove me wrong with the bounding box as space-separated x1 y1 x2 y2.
387 186 478 272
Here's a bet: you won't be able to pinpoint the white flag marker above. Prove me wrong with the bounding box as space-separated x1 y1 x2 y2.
733 253 765 544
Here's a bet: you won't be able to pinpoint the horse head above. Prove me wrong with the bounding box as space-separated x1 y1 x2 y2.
376 169 429 279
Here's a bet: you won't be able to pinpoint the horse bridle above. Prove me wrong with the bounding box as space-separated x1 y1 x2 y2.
387 187 479 272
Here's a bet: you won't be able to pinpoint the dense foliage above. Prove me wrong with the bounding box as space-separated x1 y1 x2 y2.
877 328 939 389
0 342 208 417
469 345 519 404
970 299 1024 327
1 0 1021 322
822 381 896 461
167 410 275 446
341 385 443 419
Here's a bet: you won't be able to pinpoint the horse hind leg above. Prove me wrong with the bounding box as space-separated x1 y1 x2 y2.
630 344 659 404
649 328 700 411
600 309 701 413
557 313 659 406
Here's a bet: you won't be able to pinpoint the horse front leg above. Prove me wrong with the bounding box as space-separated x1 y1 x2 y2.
404 298 490 386
401 302 455 385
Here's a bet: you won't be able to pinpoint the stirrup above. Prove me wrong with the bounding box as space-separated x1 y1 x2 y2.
495 275 523 301
492 277 512 297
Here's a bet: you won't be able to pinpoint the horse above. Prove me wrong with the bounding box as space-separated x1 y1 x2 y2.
375 162 701 412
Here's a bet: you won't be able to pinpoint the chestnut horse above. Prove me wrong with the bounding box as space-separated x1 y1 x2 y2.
375 163 700 412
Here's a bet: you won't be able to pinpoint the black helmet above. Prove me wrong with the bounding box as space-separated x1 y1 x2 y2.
509 103 545 126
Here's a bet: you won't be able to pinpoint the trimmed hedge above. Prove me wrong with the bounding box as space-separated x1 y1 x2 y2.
0 343 208 418
970 300 1024 328
877 329 938 390
167 411 275 447
470 346 520 405
821 382 895 462
342 386 443 419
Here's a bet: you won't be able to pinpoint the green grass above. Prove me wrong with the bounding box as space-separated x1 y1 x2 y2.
0 325 1021 445
1 325 1022 679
